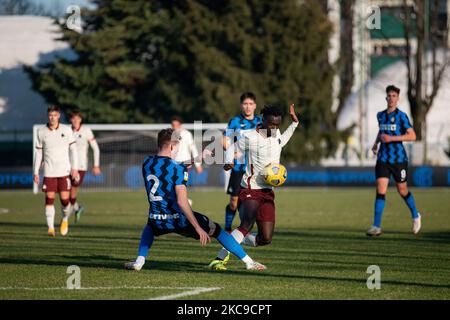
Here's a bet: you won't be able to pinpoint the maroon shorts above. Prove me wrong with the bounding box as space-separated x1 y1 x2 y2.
71 170 86 187
42 176 71 193
238 188 276 222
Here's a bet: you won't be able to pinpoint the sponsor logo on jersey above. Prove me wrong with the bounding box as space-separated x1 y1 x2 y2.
184 171 189 182
380 124 397 131
149 213 180 220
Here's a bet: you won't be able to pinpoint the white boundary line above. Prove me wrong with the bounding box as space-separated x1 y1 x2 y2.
149 287 222 300
0 286 222 300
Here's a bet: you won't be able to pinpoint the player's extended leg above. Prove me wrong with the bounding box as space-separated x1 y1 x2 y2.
193 213 264 271
225 196 239 232
45 192 56 237
367 178 389 236
396 182 421 234
59 191 72 236
211 200 258 269
125 224 155 271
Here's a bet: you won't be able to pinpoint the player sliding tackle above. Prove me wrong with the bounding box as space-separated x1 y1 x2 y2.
209 104 300 271
125 128 266 271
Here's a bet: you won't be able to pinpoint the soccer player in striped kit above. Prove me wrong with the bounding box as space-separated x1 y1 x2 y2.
124 128 266 271
367 85 422 236
223 92 262 231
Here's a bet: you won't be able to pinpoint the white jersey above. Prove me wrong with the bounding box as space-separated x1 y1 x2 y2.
174 128 200 167
35 124 77 177
72 125 99 171
233 122 298 189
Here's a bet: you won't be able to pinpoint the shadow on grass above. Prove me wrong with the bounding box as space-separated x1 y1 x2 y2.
1 256 449 291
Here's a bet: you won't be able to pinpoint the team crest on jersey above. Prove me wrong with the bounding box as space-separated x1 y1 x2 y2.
61 133 65 137
184 171 189 182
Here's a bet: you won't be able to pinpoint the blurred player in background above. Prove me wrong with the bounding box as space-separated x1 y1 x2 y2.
171 116 203 174
223 92 261 232
209 104 299 270
33 105 79 237
69 109 101 223
171 116 203 206
367 85 421 236
124 128 266 271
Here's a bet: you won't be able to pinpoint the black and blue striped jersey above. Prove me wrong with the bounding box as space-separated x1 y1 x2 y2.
224 114 262 172
377 108 412 164
142 155 189 230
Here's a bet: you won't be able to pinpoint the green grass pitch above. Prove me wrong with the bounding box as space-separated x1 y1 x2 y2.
0 188 449 300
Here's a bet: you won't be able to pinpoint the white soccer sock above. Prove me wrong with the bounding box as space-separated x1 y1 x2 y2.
62 204 72 221
242 255 254 266
45 205 55 229
217 228 245 260
136 256 145 266
243 233 257 247
73 201 79 212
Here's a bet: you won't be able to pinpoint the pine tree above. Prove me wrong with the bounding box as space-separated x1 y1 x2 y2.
26 0 338 163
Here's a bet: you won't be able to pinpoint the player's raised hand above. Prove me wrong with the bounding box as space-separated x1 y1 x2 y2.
289 104 299 123
195 227 211 246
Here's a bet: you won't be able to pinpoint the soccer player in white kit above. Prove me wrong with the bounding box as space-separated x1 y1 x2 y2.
209 104 299 270
33 106 79 237
69 109 101 223
170 116 203 174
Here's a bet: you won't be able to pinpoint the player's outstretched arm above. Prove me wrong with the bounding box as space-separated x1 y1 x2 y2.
280 104 300 147
175 185 211 245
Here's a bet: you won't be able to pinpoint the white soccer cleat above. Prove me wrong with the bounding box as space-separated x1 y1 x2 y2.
124 260 144 271
246 261 266 271
412 213 421 235
366 225 382 237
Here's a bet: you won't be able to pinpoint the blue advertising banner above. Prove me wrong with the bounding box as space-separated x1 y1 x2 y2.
1 165 449 190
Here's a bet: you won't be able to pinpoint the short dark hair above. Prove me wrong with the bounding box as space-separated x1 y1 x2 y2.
240 92 256 104
386 85 400 95
47 105 60 113
69 108 82 119
157 128 180 149
171 116 183 124
261 105 282 119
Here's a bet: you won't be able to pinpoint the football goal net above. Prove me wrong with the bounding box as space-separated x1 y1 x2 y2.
32 123 230 193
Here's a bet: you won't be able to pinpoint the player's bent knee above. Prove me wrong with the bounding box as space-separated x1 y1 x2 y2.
60 198 70 207
45 197 55 205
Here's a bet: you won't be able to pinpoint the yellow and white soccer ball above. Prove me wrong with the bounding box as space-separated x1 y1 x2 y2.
263 163 287 187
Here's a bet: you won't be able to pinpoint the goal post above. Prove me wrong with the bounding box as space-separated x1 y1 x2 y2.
32 122 229 193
